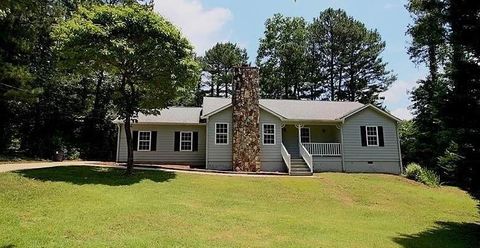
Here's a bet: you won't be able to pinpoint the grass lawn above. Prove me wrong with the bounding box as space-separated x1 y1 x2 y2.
0 166 478 247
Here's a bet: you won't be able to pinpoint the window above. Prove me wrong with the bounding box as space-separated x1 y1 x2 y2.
366 126 379 146
180 131 193 151
215 123 229 145
300 127 310 143
262 124 276 145
138 131 151 151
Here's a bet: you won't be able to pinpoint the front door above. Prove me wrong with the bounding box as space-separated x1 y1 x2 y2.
282 125 300 158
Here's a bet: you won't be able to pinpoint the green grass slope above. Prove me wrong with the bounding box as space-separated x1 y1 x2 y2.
0 166 478 247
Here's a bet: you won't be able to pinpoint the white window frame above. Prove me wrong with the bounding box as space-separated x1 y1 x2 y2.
180 131 193 152
262 123 276 145
300 127 311 143
366 126 379 147
137 131 151 151
215 123 229 145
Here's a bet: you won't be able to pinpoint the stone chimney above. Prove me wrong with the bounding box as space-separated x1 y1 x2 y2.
232 66 261 172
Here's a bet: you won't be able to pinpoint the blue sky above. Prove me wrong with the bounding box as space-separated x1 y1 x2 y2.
154 0 426 120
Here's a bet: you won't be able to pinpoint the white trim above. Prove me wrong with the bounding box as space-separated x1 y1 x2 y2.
201 104 231 118
214 122 229 145
201 103 286 120
341 104 402 122
180 131 193 152
205 117 209 169
116 123 121 162
340 125 345 172
396 123 404 174
366 126 379 147
137 131 152 151
262 123 276 145
259 105 286 120
300 127 311 143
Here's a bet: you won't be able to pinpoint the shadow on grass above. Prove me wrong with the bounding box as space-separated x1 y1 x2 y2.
393 221 480 248
17 166 176 186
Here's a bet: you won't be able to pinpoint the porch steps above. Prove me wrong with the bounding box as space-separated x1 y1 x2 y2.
290 158 313 176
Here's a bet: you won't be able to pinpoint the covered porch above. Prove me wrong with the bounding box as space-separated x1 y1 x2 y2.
282 124 342 157
281 123 343 175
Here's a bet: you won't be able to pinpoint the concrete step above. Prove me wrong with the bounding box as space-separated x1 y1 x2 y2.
290 171 313 176
291 163 307 167
291 159 304 162
291 165 309 168
291 167 310 171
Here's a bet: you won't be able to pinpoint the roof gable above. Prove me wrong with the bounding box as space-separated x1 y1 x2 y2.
260 99 363 121
202 97 364 121
340 104 402 122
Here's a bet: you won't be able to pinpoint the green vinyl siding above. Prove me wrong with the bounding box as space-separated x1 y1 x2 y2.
206 107 285 172
117 124 206 166
341 108 401 174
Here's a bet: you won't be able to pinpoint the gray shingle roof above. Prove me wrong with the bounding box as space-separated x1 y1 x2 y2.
116 98 371 124
202 97 364 121
260 99 364 121
202 97 231 117
115 107 203 124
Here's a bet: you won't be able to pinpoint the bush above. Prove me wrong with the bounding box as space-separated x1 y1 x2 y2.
419 168 441 187
65 148 81 160
405 163 423 180
404 163 440 187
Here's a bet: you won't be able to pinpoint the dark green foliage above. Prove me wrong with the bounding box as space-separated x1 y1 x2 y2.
398 120 419 165
437 141 462 183
256 14 308 99
53 4 199 173
0 0 195 164
406 0 480 192
256 10 396 104
200 42 248 99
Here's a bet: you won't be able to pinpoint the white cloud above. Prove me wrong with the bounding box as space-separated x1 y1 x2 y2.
153 0 233 54
380 80 416 106
391 107 414 121
381 80 417 120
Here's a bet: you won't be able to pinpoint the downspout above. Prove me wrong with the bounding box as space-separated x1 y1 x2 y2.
205 117 209 170
339 120 345 172
116 123 121 163
396 122 403 174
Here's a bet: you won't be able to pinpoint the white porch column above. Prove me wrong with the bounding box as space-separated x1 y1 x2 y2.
294 124 304 145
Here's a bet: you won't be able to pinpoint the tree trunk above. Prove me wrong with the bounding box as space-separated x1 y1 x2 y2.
210 80 214 97
124 115 134 175
428 44 438 84
120 71 134 176
92 71 105 117
338 65 343 101
329 26 335 101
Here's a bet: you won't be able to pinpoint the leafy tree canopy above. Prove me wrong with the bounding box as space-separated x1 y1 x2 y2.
53 4 200 173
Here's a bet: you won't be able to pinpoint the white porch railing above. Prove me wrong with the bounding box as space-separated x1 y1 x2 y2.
299 142 313 173
303 143 342 156
281 144 292 174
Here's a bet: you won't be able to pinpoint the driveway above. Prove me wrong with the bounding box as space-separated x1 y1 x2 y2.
0 161 114 173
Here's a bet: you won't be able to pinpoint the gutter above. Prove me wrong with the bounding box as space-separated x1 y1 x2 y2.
205 116 209 170
116 123 121 163
340 123 345 172
396 122 404 174
112 121 206 126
